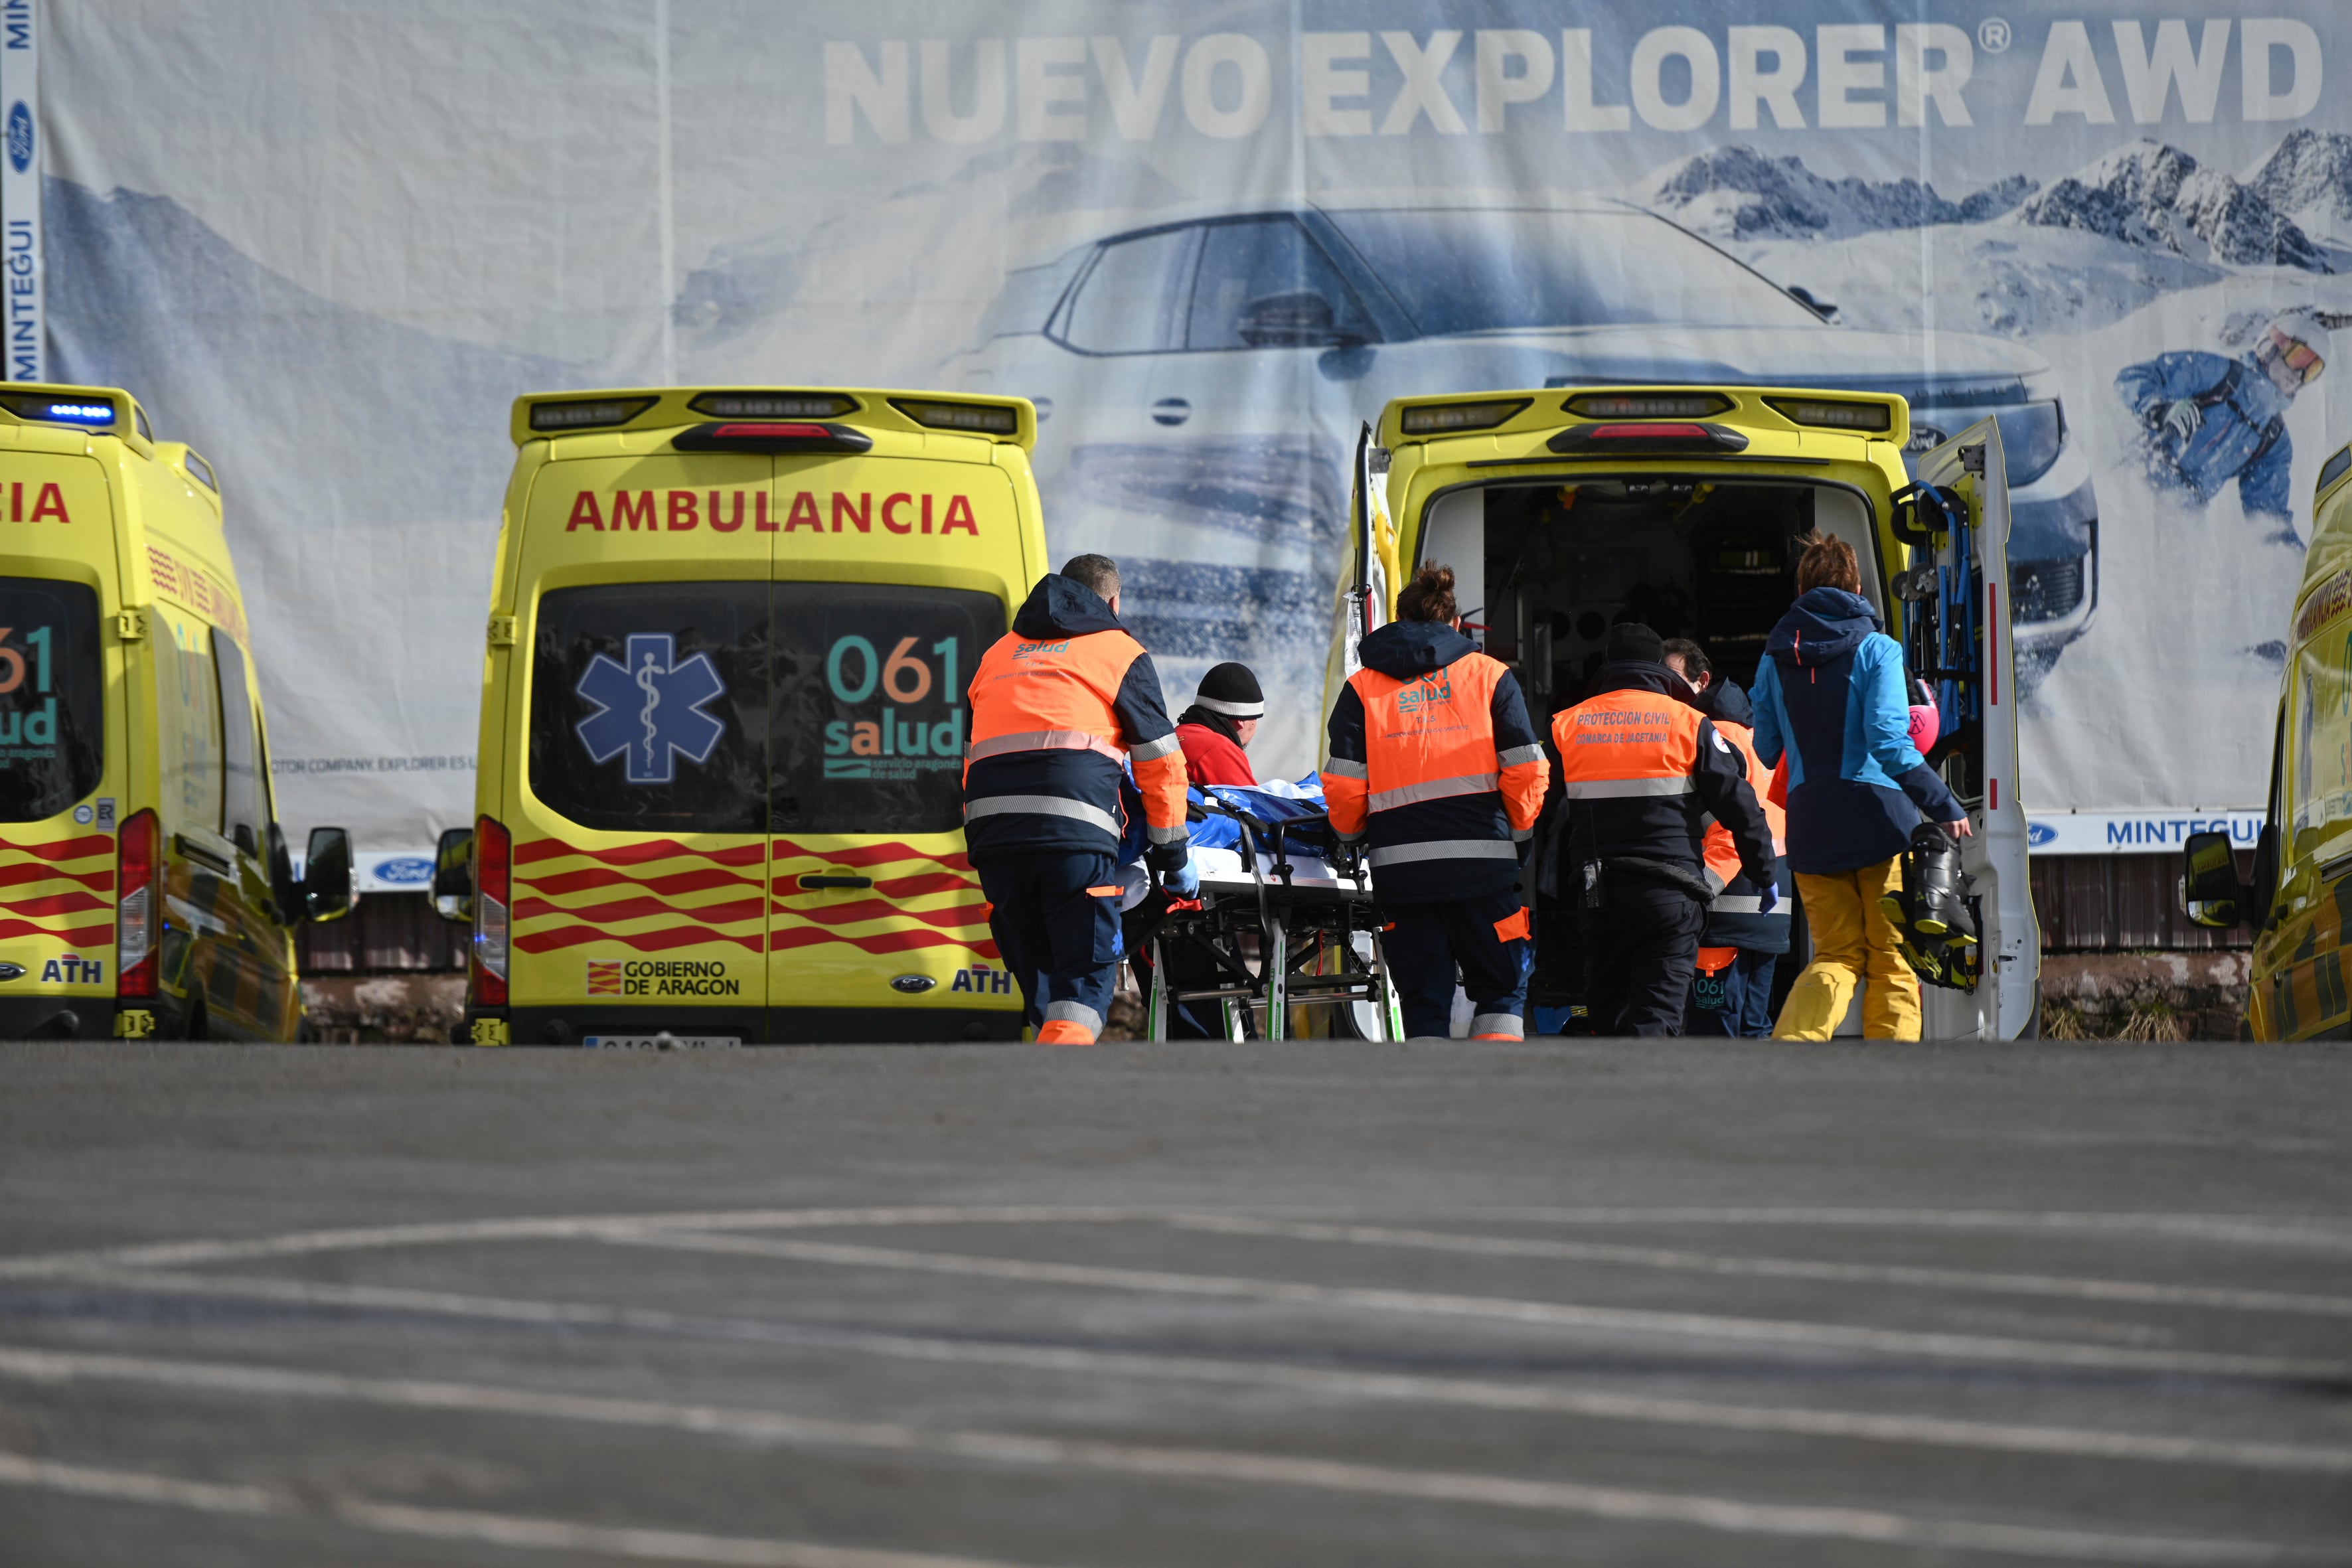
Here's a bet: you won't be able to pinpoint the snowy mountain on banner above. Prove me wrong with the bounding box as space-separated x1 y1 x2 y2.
2012 141 2329 274
1632 145 2035 242
2244 130 2352 248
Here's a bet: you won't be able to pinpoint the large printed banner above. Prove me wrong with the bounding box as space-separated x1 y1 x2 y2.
22 1 2352 879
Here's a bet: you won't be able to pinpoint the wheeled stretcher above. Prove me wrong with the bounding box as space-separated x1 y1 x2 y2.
1140 790 1402 1042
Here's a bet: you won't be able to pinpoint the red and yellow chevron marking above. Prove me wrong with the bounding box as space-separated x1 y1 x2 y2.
0 829 114 951
770 835 996 961
512 836 766 956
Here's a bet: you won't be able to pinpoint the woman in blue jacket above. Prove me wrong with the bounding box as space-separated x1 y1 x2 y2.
1749 535 1970 1040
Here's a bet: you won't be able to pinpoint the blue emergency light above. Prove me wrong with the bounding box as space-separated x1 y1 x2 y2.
0 395 114 427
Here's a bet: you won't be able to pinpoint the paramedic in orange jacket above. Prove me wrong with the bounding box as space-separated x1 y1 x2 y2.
964 554 1190 1044
1546 623 1777 1037
1325 563 1548 1040
1663 639 1790 1037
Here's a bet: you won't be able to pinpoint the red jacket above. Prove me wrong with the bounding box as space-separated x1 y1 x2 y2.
1176 722 1256 787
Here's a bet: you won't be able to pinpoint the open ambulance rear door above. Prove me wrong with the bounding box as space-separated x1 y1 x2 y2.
1909 421 2041 1038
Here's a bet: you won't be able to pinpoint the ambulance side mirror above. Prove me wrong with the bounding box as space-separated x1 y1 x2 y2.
2179 830 2247 929
267 822 302 925
431 826 475 925
303 826 360 923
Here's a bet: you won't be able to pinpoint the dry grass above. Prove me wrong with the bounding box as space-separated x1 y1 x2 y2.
2113 998 2191 1042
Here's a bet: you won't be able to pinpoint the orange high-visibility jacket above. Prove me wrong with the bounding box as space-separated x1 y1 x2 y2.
963 574 1188 863
1701 716 1794 951
1547 670 1774 892
1325 620 1546 902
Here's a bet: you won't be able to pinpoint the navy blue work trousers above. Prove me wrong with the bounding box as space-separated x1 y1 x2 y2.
1685 949 1780 1038
975 851 1122 1038
1383 887 1531 1040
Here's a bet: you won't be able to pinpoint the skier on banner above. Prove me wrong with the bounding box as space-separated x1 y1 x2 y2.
2115 307 2350 546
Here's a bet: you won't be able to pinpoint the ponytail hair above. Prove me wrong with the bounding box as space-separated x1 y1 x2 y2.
1396 561 1458 623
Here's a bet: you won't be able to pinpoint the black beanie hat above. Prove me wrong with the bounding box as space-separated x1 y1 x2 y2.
1192 662 1265 719
1605 622 1665 666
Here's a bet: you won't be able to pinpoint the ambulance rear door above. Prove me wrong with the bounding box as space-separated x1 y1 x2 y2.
507 449 776 1042
763 446 1013 1036
0 437 121 1030
1909 420 2039 1038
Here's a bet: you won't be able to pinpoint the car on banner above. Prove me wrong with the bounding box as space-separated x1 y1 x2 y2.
1324 385 2039 1039
437 387 1046 1046
0 383 358 1042
944 197 2096 720
2181 437 2352 1040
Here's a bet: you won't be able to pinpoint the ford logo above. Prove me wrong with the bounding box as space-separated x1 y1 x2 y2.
371 856 434 884
0 962 22 982
2025 822 2057 847
6 104 31 176
890 974 935 994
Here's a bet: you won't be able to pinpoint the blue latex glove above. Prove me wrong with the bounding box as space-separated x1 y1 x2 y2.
1756 882 1779 917
1162 856 1200 898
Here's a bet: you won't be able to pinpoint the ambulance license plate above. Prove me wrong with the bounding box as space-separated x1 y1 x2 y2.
581 1034 743 1050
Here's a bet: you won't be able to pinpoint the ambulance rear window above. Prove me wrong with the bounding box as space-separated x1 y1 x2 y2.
0 579 104 823
771 584 1003 836
530 584 771 834
528 582 1005 838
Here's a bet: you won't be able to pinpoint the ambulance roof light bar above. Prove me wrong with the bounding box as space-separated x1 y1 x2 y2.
1564 392 1733 420
528 396 658 432
1764 396 1894 433
1396 398 1531 435
690 392 859 420
0 394 116 428
890 398 1020 435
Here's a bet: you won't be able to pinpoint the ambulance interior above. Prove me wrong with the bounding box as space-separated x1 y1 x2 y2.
1415 475 1890 1017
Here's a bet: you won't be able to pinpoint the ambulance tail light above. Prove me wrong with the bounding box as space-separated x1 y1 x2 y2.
1397 398 1531 435
672 422 874 454
1764 396 1894 433
472 815 511 1009
116 809 159 1000
1547 422 1750 455
890 398 1021 435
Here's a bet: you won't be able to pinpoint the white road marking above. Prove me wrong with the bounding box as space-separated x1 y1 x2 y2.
0 1362 2310 1565
0 1450 1061 1568
3 1204 2345 1282
37 1274 2352 1476
591 1228 2352 1383
1165 1214 2352 1318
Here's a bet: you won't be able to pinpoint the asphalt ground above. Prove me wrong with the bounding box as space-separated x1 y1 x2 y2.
0 1039 2347 1568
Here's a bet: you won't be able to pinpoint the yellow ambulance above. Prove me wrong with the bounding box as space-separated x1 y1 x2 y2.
1326 385 2041 1038
2183 437 2352 1038
442 388 1043 1045
0 382 356 1042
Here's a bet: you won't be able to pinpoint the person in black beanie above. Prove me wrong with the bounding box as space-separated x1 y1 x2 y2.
1173 661 1263 786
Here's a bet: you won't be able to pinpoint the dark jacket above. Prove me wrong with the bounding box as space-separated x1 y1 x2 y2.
1544 659 1776 891
1749 587 1962 874
963 574 1182 862
1696 680 1792 953
1326 619 1544 902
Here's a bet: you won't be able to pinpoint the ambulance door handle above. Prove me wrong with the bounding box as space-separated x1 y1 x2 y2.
1151 398 1190 427
799 874 872 890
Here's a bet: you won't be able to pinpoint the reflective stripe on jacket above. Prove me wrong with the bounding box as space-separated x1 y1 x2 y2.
1702 718 1792 953
1543 661 1776 893
963 574 1188 861
1326 625 1546 904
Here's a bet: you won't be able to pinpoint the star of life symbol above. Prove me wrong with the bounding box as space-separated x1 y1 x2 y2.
576 633 727 785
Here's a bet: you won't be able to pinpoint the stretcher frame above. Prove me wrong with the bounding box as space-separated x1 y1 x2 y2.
1142 803 1401 1042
